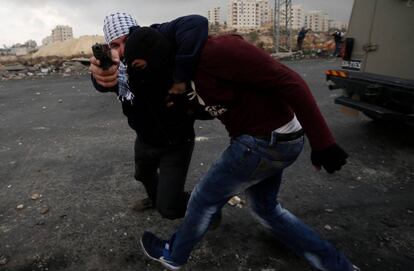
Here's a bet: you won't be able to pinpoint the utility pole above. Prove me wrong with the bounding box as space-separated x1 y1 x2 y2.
273 0 292 53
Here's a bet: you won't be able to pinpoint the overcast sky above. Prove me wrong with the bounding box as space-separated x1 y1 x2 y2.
0 0 354 47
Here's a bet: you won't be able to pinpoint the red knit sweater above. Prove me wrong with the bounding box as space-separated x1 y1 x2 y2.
194 34 335 151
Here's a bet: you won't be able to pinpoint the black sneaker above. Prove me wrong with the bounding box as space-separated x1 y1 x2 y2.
130 197 155 211
140 231 182 270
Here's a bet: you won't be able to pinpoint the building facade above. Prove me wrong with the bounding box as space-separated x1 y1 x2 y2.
42 25 73 46
208 7 221 24
279 4 304 30
291 4 305 30
304 10 330 32
51 25 73 42
42 36 53 46
228 0 272 29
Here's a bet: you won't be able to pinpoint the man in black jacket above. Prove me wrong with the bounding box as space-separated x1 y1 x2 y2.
332 30 343 57
89 12 209 219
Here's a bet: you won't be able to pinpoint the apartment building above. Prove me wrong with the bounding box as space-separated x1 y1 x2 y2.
228 0 272 29
42 25 73 46
304 10 330 32
279 4 305 30
51 25 73 42
208 7 221 24
291 5 305 30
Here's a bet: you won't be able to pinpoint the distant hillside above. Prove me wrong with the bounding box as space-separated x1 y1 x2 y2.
32 35 104 58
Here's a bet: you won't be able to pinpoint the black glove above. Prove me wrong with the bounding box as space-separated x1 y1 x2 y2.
311 144 348 174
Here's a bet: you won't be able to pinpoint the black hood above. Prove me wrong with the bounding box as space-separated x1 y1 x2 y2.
124 26 174 93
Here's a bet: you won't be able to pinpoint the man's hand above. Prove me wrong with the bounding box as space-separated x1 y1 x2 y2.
311 144 348 174
168 82 187 95
89 49 120 88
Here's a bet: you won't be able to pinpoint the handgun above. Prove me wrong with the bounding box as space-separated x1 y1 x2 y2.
92 43 114 70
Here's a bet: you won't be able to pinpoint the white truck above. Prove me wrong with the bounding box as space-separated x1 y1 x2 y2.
326 0 414 124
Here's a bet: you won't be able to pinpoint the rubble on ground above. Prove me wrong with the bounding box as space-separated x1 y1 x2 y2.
0 57 91 81
0 31 339 81
0 35 102 81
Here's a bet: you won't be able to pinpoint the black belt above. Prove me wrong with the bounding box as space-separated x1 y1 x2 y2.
255 129 304 142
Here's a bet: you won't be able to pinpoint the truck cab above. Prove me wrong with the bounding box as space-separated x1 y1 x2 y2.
326 0 414 124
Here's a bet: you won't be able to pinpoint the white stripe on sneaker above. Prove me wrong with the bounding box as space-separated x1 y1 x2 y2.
160 256 181 270
140 238 181 271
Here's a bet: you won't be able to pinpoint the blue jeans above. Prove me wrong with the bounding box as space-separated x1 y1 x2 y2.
168 134 353 271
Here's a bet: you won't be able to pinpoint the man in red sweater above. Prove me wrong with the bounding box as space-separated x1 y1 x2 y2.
124 29 359 271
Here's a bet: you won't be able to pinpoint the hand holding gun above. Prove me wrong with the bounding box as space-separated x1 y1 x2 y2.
92 43 114 70
89 44 120 88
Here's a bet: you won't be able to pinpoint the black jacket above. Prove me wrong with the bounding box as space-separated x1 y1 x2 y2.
91 15 210 146
92 77 206 147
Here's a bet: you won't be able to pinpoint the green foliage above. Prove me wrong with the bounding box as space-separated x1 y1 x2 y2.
247 31 259 42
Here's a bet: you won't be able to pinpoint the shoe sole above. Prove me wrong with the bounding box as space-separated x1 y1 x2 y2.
140 237 181 271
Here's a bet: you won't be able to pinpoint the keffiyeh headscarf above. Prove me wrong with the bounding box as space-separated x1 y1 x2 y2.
103 12 138 44
103 12 138 103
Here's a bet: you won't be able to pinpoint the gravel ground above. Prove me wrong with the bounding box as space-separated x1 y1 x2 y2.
0 59 413 271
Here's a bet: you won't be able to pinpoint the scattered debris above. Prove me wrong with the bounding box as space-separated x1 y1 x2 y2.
16 204 24 210
324 225 333 231
228 196 246 208
40 68 50 74
1 58 91 81
36 220 46 226
31 193 42 200
1 64 26 71
228 196 241 206
0 254 8 266
324 208 334 213
39 207 49 214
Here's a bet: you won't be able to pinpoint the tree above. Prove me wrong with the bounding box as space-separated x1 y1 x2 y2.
247 31 259 43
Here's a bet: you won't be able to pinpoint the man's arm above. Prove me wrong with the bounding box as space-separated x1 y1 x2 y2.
198 35 335 151
152 15 208 84
198 35 349 173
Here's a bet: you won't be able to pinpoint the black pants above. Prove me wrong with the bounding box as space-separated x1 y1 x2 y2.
297 38 304 50
134 137 194 219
